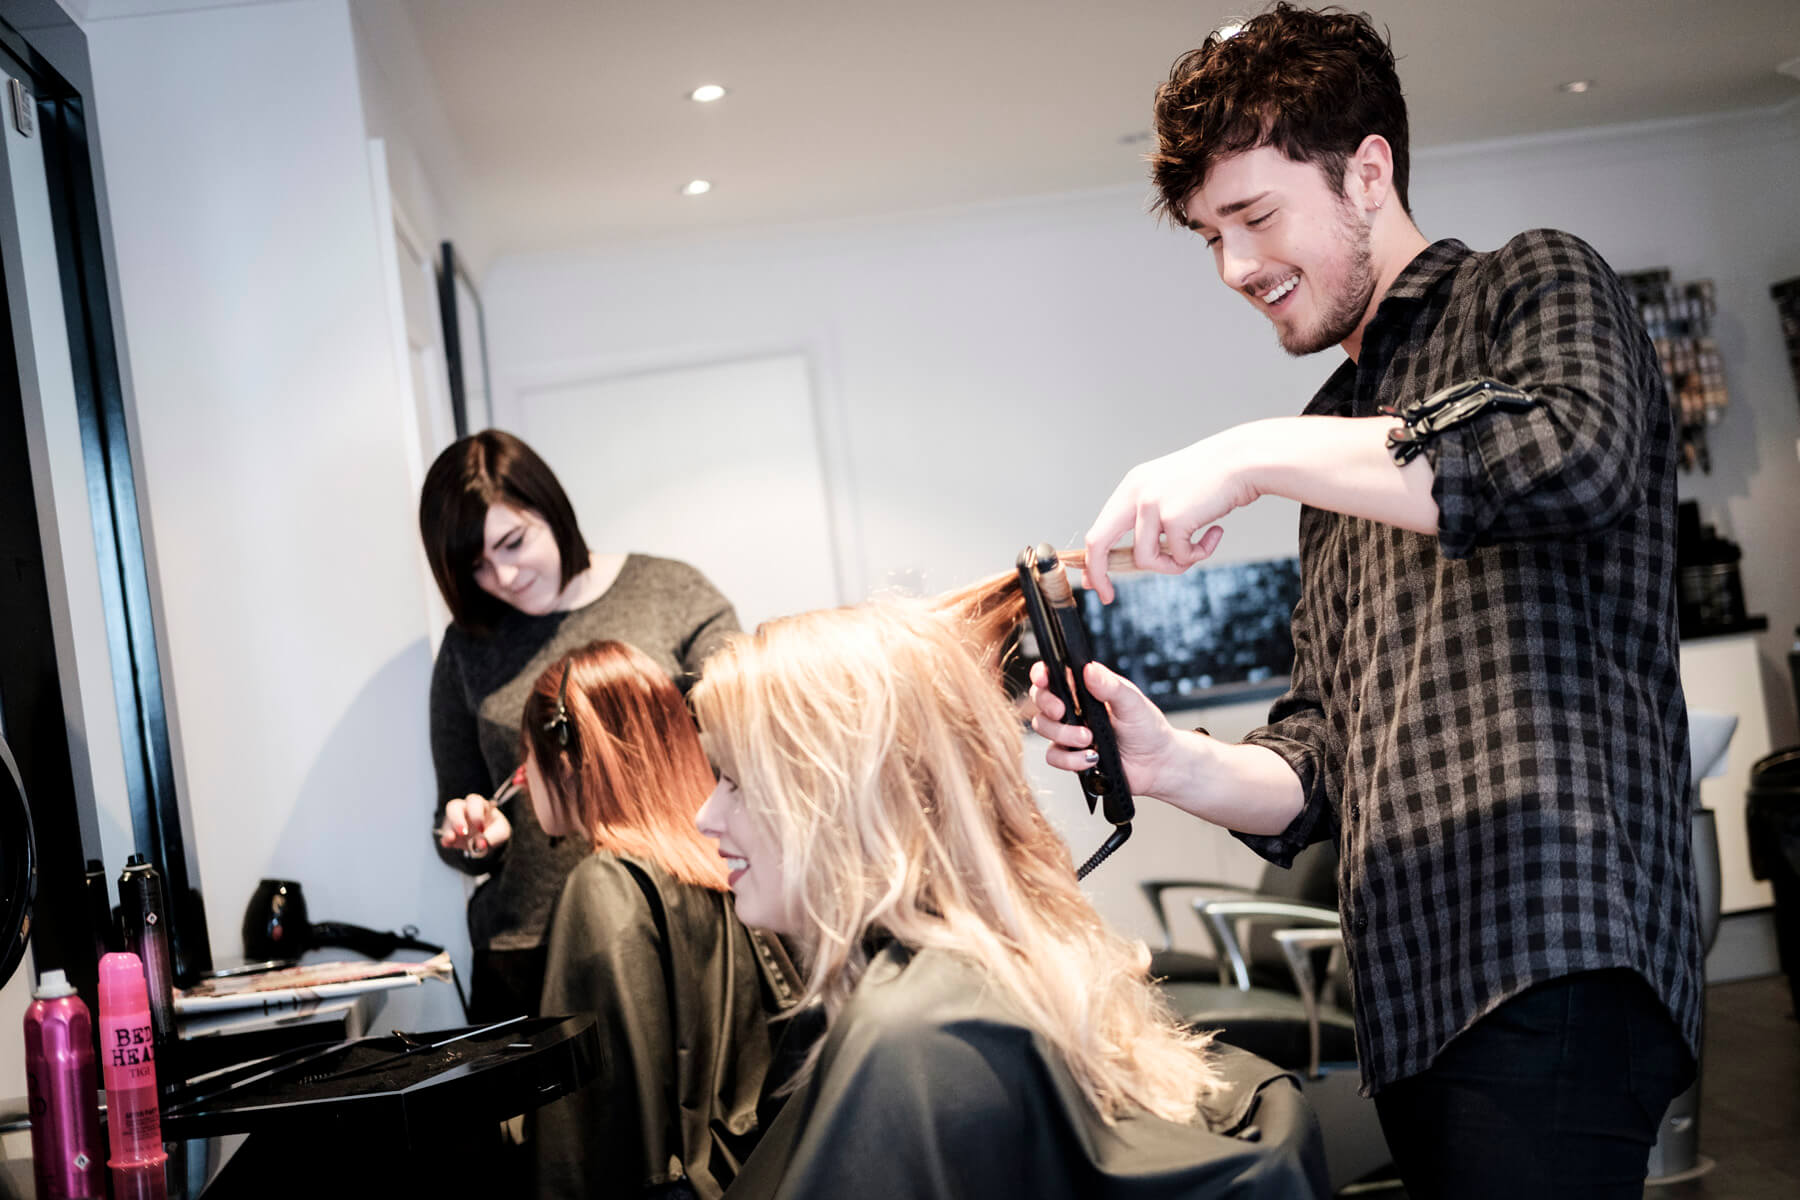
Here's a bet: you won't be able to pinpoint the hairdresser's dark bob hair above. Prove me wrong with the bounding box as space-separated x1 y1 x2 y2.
418 430 590 635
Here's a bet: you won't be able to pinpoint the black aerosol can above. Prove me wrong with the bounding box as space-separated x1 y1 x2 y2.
117 856 178 1098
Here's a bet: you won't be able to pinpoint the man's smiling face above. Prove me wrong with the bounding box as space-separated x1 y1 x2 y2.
1185 145 1377 357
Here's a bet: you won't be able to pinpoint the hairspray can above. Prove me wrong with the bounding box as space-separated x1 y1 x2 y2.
98 952 167 1200
23 969 104 1199
117 855 178 1097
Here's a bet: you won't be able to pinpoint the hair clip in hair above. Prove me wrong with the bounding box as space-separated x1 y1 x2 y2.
545 658 573 748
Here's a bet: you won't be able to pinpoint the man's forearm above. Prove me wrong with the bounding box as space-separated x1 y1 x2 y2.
1245 415 1439 535
1145 731 1306 836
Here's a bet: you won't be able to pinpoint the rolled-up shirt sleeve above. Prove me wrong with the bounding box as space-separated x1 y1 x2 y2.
1237 572 1342 867
1424 232 1656 560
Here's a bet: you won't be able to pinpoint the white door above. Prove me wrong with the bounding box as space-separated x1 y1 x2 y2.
518 353 841 630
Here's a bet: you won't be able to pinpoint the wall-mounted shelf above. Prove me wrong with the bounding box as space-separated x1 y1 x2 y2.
1622 268 1727 473
1771 275 1800 410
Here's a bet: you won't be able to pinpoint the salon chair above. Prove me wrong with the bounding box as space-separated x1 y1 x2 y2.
1141 838 1341 990
1165 907 1385 1194
1150 845 1387 1194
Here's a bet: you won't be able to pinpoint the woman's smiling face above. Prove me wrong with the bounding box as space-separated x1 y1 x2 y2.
470 503 566 615
695 772 796 936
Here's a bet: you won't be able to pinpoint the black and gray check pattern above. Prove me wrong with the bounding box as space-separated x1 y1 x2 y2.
1236 230 1704 1095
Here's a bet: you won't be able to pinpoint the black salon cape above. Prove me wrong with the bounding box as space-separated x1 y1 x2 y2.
726 943 1327 1199
534 851 799 1199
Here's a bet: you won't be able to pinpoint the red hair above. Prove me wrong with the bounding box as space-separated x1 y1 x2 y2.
928 547 1100 670
522 640 728 891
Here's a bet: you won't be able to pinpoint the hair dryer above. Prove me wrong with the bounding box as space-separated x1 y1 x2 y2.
241 879 442 962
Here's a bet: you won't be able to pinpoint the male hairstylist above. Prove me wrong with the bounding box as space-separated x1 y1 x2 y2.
1030 7 1702 1197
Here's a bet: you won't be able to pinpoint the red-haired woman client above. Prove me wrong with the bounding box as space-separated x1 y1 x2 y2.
692 601 1326 1199
521 641 799 1200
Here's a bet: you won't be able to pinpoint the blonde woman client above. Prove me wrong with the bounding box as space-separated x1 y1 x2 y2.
522 641 799 1200
692 601 1326 1198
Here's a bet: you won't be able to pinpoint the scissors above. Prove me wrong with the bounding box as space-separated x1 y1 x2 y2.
435 767 525 858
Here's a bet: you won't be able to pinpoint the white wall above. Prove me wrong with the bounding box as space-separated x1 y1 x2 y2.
347 0 485 274
485 186 1317 595
349 0 486 649
516 352 845 629
80 0 466 1024
485 101 1800 937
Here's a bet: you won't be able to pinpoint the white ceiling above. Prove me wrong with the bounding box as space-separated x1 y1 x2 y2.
395 0 1799 255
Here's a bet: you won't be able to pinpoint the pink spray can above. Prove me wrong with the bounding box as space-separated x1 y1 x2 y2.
23 968 105 1198
97 951 168 1200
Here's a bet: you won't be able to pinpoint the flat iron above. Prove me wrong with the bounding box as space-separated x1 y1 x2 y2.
1016 544 1133 879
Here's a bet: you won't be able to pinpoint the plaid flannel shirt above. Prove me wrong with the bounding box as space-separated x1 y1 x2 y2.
1237 230 1704 1095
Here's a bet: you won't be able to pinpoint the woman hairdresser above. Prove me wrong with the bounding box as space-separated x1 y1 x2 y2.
419 430 739 1021
691 597 1326 1198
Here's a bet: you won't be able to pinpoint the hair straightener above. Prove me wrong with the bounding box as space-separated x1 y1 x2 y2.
1016 544 1133 879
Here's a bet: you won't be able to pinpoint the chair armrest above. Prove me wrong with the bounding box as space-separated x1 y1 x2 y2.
1273 927 1345 1079
1138 879 1261 952
1191 899 1339 991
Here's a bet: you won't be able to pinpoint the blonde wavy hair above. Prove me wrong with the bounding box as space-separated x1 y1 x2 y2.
690 594 1218 1124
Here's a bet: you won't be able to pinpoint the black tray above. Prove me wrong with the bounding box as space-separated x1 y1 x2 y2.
162 1013 598 1145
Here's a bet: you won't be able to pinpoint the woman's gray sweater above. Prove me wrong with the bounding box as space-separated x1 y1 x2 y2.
428 553 739 951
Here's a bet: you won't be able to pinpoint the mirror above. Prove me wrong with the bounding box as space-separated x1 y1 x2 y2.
0 735 36 992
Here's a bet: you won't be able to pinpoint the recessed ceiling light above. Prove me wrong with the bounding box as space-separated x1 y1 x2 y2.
681 179 712 196
689 84 727 103
1215 22 1245 40
1559 79 1595 94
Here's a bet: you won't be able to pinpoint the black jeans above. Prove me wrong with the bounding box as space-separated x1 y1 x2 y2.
1373 969 1693 1200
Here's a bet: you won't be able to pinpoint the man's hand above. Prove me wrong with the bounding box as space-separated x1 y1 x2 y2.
1029 660 1181 799
1030 660 1307 836
438 793 513 858
1083 417 1440 602
1083 429 1253 603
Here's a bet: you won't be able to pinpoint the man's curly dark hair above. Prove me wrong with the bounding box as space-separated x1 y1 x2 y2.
1150 4 1411 227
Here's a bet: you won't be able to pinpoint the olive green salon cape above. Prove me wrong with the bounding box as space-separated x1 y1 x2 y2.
534 852 801 1199
725 943 1328 1200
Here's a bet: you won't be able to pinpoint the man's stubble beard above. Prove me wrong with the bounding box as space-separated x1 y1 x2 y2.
1277 204 1376 358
